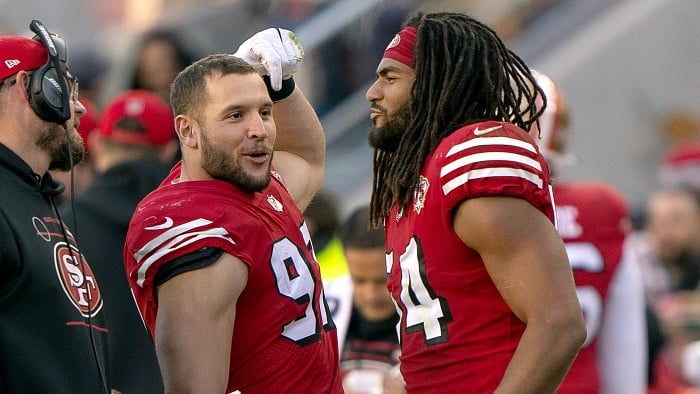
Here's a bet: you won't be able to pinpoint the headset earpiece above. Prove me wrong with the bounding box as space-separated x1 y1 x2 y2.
27 20 71 124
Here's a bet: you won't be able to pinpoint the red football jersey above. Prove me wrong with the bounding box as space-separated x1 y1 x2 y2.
124 163 343 393
385 121 555 393
554 182 628 394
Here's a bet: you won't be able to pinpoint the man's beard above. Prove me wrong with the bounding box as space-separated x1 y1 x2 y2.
38 123 86 171
368 104 411 153
200 127 271 193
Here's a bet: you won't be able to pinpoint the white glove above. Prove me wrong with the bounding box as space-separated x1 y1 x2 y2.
233 28 304 91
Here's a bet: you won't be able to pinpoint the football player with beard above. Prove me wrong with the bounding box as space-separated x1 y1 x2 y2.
124 29 343 393
0 23 110 393
365 12 586 393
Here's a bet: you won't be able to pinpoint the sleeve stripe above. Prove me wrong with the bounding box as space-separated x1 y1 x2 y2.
446 136 537 157
440 151 542 178
136 228 234 287
441 167 544 195
134 219 235 287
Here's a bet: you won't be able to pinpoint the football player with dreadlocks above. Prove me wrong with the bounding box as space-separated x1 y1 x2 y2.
365 12 586 393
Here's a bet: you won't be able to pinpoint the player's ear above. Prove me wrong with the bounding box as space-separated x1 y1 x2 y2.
175 115 197 148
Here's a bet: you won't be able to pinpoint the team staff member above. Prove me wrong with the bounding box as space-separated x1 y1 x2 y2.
124 29 343 392
0 23 110 392
365 12 585 393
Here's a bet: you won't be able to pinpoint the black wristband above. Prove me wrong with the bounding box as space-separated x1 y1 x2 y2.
263 75 295 102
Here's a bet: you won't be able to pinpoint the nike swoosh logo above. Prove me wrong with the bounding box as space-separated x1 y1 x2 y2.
474 125 502 136
145 217 174 230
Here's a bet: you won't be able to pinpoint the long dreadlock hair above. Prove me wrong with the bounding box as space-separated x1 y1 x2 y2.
369 12 547 226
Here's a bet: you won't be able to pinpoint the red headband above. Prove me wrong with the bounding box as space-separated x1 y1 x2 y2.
383 26 417 68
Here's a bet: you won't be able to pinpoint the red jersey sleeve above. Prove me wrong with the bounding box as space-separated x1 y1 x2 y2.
434 121 554 221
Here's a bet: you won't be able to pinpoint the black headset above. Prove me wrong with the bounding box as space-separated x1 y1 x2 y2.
27 19 71 124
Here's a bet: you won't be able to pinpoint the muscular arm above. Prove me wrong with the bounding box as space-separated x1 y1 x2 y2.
453 196 586 393
155 252 248 393
271 87 325 212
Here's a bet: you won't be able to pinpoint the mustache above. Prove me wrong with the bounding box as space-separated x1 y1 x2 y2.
371 103 387 114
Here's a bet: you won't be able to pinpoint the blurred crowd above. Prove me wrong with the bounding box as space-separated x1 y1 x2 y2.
5 0 700 392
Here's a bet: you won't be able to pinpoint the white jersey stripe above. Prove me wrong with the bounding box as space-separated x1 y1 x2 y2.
136 228 234 287
133 218 235 287
446 136 537 157
134 218 217 261
136 227 234 286
442 167 544 195
440 151 542 178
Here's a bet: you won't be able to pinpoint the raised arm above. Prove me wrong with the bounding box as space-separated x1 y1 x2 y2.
269 86 324 211
453 196 586 393
234 28 324 211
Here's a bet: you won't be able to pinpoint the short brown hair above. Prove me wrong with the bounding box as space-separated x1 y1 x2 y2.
170 54 257 122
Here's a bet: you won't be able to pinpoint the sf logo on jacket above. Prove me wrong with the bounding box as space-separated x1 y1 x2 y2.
34 215 103 317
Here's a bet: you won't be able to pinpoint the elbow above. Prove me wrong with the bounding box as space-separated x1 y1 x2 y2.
554 308 587 355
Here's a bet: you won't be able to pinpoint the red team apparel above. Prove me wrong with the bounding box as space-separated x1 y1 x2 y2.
555 182 646 393
385 121 555 393
124 163 343 393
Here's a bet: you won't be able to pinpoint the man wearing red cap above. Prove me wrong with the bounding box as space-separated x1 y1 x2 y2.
59 89 178 393
0 24 110 392
365 12 586 393
124 29 343 392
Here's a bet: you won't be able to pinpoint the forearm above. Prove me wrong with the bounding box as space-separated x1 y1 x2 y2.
270 86 325 210
272 86 325 170
494 319 582 393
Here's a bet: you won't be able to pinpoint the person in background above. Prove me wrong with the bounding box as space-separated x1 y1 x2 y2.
304 188 348 281
123 28 343 392
365 11 585 393
128 28 197 103
324 205 403 394
531 71 647 393
644 186 700 299
69 47 109 106
641 185 700 392
59 89 179 393
0 23 110 392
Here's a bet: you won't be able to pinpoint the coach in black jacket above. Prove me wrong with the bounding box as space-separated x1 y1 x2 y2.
0 26 111 392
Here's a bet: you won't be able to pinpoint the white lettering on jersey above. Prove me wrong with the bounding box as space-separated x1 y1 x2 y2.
556 205 583 239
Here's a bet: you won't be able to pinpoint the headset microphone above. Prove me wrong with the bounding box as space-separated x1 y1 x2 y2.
28 19 71 124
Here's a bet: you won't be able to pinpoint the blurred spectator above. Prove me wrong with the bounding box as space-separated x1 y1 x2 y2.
68 47 109 106
532 72 647 393
324 205 402 394
634 185 700 389
659 142 700 192
304 189 348 281
127 28 198 103
50 96 101 203
648 291 700 393
643 186 700 300
59 90 179 393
